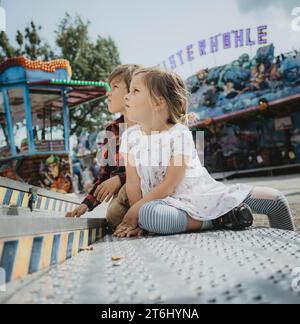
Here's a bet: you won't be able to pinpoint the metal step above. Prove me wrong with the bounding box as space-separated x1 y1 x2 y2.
2 228 300 304
0 217 106 285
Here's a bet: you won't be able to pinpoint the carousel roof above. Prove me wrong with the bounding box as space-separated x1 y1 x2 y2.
0 57 72 77
0 57 109 108
27 79 110 108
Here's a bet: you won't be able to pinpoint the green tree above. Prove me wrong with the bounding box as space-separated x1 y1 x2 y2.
55 14 121 136
0 21 53 60
0 14 121 136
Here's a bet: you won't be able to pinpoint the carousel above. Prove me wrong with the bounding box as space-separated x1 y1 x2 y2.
0 57 109 193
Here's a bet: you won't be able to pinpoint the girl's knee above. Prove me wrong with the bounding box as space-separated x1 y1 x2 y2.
139 201 168 232
139 202 155 216
275 191 288 204
250 187 280 201
138 202 158 227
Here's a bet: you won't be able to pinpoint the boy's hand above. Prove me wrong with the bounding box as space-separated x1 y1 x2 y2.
94 176 122 203
65 204 88 218
113 206 140 238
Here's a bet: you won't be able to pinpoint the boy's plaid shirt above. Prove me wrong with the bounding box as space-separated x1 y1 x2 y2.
82 116 126 211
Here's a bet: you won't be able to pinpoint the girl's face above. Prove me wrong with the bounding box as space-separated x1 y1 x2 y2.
124 74 153 124
107 77 128 114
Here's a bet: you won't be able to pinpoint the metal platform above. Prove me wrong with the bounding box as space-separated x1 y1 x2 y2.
2 228 300 304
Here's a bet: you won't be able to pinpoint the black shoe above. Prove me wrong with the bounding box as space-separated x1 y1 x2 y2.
212 203 254 230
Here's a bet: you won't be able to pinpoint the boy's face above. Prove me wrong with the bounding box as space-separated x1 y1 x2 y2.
107 76 128 114
125 74 153 124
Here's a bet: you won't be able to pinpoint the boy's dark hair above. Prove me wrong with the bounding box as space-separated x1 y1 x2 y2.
108 64 144 91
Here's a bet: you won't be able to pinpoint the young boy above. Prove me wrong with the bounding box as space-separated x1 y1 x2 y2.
66 65 142 228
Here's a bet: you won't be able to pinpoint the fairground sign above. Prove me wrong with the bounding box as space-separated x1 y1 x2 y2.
157 25 268 71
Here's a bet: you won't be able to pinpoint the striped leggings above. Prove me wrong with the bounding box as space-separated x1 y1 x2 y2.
138 189 295 235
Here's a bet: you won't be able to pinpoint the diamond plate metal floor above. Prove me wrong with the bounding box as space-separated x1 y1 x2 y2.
2 228 300 304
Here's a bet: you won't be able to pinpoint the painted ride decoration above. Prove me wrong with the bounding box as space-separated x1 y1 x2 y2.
187 44 300 174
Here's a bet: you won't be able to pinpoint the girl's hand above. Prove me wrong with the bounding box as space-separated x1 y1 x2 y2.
114 226 144 238
113 206 140 238
94 176 122 203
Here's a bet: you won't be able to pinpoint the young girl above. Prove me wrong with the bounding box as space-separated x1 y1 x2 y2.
114 68 296 238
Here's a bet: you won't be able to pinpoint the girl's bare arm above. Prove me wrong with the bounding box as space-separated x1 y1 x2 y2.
133 155 188 209
124 153 143 206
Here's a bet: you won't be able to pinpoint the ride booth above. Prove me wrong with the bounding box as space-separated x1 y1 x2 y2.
0 57 109 193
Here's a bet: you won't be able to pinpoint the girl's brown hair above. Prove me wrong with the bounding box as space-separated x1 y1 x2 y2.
133 67 189 124
108 64 144 92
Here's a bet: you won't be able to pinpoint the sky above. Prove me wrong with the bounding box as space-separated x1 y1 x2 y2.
2 0 300 79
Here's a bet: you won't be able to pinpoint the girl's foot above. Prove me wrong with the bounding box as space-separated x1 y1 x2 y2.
212 203 254 230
